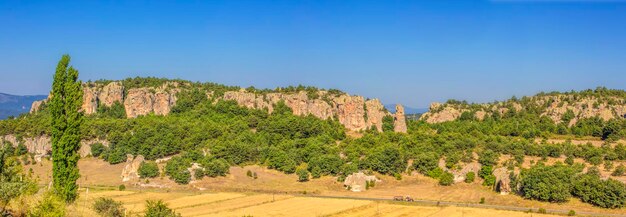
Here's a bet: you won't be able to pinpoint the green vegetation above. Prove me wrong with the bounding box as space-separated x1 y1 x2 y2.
93 197 125 217
4 73 626 209
144 200 181 217
0 147 37 214
50 55 83 203
138 161 160 178
465 172 475 183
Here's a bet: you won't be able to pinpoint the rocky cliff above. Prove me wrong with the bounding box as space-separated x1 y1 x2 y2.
0 135 108 161
222 89 407 132
420 91 626 125
30 79 407 132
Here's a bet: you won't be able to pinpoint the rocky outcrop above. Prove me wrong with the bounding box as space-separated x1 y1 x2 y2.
393 104 407 133
30 100 45 113
222 90 407 132
1 135 109 160
420 102 465 124
79 139 110 157
493 167 511 195
124 84 179 118
99 82 124 107
121 154 145 182
82 82 125 115
438 159 481 183
421 95 626 125
30 94 51 113
343 172 380 192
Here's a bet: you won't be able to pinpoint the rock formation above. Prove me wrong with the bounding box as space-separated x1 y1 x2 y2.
121 154 145 182
1 135 109 160
421 95 626 125
222 90 407 132
420 102 465 124
393 104 407 133
343 172 380 192
29 80 407 132
492 167 511 195
124 83 179 118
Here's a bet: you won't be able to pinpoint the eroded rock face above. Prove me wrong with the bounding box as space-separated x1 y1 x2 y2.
121 154 145 182
82 85 99 114
124 84 179 118
343 172 380 192
1 135 110 160
421 95 626 125
420 102 464 124
394 104 407 133
98 82 124 107
30 100 45 113
493 167 511 195
79 139 110 158
222 90 407 132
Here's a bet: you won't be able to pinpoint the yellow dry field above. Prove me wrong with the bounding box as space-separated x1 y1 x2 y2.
331 203 560 217
70 190 565 217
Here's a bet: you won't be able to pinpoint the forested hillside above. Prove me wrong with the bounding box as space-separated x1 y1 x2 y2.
1 79 626 209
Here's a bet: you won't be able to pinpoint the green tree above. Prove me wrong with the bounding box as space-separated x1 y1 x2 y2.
50 54 84 203
465 172 475 183
439 171 454 186
382 115 394 132
0 149 37 213
144 200 181 217
138 161 160 178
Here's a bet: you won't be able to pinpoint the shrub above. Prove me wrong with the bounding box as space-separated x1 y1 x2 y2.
29 192 66 217
572 174 626 208
568 210 576 216
519 164 576 203
138 161 160 178
465 172 475 183
427 167 444 179
118 184 126 191
144 200 181 217
16 143 28 156
479 197 485 204
612 164 625 176
93 197 125 217
538 208 547 214
439 172 454 186
203 158 230 177
296 164 309 182
91 143 108 158
311 166 322 179
246 170 253 177
483 174 496 187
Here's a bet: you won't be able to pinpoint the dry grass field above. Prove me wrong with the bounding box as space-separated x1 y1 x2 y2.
68 189 564 217
24 158 626 216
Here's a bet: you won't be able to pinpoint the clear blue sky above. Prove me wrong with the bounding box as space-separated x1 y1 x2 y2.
2 0 626 108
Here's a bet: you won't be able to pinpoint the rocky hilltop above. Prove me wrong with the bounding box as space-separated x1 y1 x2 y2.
30 79 407 133
420 88 626 126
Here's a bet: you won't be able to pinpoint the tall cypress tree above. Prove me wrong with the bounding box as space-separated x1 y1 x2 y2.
50 54 83 203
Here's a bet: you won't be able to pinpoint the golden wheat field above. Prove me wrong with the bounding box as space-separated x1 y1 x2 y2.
64 189 564 217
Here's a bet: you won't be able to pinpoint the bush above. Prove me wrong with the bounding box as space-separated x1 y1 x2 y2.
138 161 160 178
203 158 230 177
479 197 485 204
572 174 626 208
144 200 181 217
118 184 126 191
439 172 454 186
519 164 576 203
93 197 125 217
311 166 322 179
483 174 496 187
296 164 309 182
16 143 28 156
568 210 576 216
91 143 108 158
427 167 444 179
29 192 66 217
612 164 625 176
465 172 475 183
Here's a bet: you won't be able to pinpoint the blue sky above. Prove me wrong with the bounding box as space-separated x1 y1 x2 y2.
1 0 626 108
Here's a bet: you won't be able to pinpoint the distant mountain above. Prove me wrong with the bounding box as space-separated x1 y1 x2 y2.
384 104 428 114
0 93 47 119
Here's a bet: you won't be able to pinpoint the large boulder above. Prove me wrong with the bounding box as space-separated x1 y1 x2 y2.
121 154 145 182
343 172 380 192
393 104 407 133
